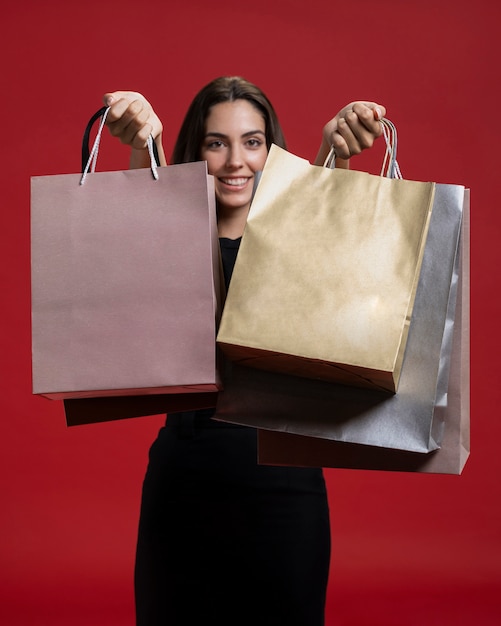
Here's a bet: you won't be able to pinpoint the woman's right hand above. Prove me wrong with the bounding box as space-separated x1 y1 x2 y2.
102 91 166 167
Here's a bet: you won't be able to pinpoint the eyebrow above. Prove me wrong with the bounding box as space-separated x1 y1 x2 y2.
204 130 266 139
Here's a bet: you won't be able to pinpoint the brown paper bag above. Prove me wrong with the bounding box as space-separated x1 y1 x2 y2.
214 186 467 456
257 194 470 475
31 109 223 412
217 143 435 393
63 392 219 426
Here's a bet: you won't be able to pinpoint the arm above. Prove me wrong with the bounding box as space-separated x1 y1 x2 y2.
102 91 167 168
314 101 386 168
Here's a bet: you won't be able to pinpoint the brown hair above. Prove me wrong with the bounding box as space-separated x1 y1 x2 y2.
172 76 286 164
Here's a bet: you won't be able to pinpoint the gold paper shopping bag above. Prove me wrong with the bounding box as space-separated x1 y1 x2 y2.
217 136 434 393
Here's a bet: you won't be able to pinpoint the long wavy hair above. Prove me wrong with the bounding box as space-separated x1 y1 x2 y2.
172 76 286 164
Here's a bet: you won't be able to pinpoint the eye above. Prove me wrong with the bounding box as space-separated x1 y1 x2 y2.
206 139 226 149
246 138 264 148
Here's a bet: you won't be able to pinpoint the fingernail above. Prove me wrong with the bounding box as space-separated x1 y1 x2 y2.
106 96 114 106
374 107 382 121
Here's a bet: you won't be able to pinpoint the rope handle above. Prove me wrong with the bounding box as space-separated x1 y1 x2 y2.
80 106 160 185
323 116 402 180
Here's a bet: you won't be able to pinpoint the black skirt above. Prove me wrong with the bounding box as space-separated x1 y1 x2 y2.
135 410 331 626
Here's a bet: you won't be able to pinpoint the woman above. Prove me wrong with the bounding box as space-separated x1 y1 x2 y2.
103 77 385 626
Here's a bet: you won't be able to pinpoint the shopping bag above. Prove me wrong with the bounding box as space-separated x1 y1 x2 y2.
31 107 223 416
257 192 470 474
217 124 435 393
214 184 466 454
63 391 219 426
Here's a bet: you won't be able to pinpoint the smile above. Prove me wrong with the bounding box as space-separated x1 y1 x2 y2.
220 177 250 186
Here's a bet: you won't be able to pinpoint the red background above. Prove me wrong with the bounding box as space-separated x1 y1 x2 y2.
1 1 500 624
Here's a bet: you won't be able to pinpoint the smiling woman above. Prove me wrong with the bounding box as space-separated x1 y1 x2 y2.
101 75 385 626
168 76 289 238
200 100 269 237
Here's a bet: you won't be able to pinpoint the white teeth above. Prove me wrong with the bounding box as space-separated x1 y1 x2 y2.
221 178 248 186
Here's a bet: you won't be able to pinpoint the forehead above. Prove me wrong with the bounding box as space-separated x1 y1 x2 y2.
205 100 265 134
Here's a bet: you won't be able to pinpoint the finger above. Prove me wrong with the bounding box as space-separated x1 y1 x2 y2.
331 116 362 158
330 118 377 159
108 117 152 150
105 96 143 126
106 99 150 146
339 105 385 153
100 91 161 149
102 90 142 108
352 102 386 123
102 92 115 107
349 104 384 137
126 122 154 150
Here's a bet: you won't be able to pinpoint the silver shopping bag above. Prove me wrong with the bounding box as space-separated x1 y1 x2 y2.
214 185 466 455
257 192 470 474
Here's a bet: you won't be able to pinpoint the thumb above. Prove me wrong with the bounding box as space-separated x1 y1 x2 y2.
102 92 116 107
370 103 386 120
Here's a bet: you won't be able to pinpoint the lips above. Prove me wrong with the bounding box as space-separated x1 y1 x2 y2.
219 177 250 187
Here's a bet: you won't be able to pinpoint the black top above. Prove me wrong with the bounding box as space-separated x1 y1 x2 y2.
219 236 241 291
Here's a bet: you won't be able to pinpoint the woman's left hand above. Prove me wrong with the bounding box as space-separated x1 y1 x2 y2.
315 101 386 165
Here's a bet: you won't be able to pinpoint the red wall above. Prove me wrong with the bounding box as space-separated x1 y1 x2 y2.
1 1 500 624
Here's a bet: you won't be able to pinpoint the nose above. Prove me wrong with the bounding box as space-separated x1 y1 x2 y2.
226 144 244 169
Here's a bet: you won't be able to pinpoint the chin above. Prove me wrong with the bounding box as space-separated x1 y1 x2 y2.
217 194 252 212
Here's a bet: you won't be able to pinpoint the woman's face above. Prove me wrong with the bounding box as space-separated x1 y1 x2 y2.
200 99 268 215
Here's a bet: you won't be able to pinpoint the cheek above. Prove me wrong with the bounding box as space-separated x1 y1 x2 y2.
253 149 268 171
201 152 221 176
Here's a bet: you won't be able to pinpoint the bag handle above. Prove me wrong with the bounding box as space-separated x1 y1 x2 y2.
324 117 402 179
80 106 160 185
